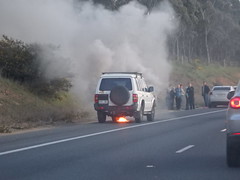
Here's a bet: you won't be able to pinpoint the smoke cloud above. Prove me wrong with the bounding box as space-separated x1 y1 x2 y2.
0 0 177 110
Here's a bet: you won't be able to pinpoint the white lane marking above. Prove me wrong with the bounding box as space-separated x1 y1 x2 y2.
221 129 227 132
0 109 225 156
146 165 155 168
176 145 195 154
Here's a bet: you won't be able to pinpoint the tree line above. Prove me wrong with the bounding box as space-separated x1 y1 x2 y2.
0 35 71 98
1 0 239 91
91 0 240 65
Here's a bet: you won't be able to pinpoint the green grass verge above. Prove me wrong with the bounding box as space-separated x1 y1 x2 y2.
0 77 88 133
1 62 239 133
169 62 240 107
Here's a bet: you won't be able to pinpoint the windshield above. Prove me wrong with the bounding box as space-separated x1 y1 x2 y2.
99 78 132 91
213 87 231 91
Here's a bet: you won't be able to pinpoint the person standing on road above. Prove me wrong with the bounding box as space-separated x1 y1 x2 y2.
186 83 195 110
166 86 175 110
169 87 175 110
165 88 171 110
202 81 210 107
185 85 189 110
175 84 184 110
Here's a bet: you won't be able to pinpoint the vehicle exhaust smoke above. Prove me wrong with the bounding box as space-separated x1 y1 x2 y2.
0 0 177 110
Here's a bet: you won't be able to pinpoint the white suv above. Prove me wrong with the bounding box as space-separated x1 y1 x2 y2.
94 72 156 123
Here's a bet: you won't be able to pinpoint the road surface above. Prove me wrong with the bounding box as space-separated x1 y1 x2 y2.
0 108 239 180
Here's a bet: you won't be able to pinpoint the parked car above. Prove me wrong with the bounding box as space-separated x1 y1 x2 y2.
226 82 240 167
208 86 234 108
94 72 156 123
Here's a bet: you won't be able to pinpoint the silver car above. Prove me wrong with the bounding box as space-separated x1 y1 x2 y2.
226 82 240 167
208 86 234 108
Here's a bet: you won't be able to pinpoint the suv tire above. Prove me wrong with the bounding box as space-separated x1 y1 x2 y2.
147 103 155 121
112 116 118 122
110 86 130 106
97 111 106 123
135 105 143 123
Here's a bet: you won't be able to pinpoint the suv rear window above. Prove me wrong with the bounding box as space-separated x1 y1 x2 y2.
213 87 231 91
99 78 132 91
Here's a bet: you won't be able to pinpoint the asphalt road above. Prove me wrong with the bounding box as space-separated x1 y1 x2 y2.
0 108 239 180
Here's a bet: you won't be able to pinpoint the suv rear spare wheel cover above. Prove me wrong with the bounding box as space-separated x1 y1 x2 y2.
110 86 130 106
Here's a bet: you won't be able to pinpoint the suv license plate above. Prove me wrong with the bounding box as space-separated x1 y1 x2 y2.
99 100 108 104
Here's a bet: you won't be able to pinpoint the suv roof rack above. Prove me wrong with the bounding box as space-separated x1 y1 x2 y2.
102 72 142 77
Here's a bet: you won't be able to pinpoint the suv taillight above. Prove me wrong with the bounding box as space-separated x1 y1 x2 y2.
230 97 240 109
95 94 99 103
133 94 138 103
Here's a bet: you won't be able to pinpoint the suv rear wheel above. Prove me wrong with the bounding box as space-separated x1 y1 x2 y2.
97 111 106 123
135 105 143 123
147 104 155 121
112 116 118 122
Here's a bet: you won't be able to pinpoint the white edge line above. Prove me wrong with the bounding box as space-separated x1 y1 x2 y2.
176 145 195 153
0 109 225 156
221 129 227 132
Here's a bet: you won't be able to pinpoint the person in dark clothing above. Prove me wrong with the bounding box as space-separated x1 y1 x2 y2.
202 81 210 107
166 86 175 110
185 85 189 110
169 87 175 110
186 83 195 110
165 88 170 109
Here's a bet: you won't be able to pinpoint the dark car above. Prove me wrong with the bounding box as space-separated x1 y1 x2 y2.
226 82 240 167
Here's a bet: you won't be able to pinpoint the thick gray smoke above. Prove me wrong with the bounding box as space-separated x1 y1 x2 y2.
0 0 177 109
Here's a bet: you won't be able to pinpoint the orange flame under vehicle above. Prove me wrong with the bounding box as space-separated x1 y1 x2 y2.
116 117 129 123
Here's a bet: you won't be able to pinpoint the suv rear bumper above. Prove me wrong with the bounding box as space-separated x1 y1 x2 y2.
94 103 138 117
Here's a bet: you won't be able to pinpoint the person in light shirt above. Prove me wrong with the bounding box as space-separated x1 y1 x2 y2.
175 84 185 110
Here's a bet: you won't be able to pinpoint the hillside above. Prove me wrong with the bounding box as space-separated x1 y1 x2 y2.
0 77 89 133
1 63 239 133
169 62 240 107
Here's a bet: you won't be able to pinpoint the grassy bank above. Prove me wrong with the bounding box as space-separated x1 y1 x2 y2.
169 62 240 107
0 77 88 133
1 62 239 133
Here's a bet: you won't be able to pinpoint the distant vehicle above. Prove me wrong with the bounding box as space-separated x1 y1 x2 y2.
94 72 156 123
208 86 234 108
226 81 240 167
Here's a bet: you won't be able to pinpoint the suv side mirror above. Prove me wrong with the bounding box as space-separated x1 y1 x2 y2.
227 91 235 100
148 86 154 92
